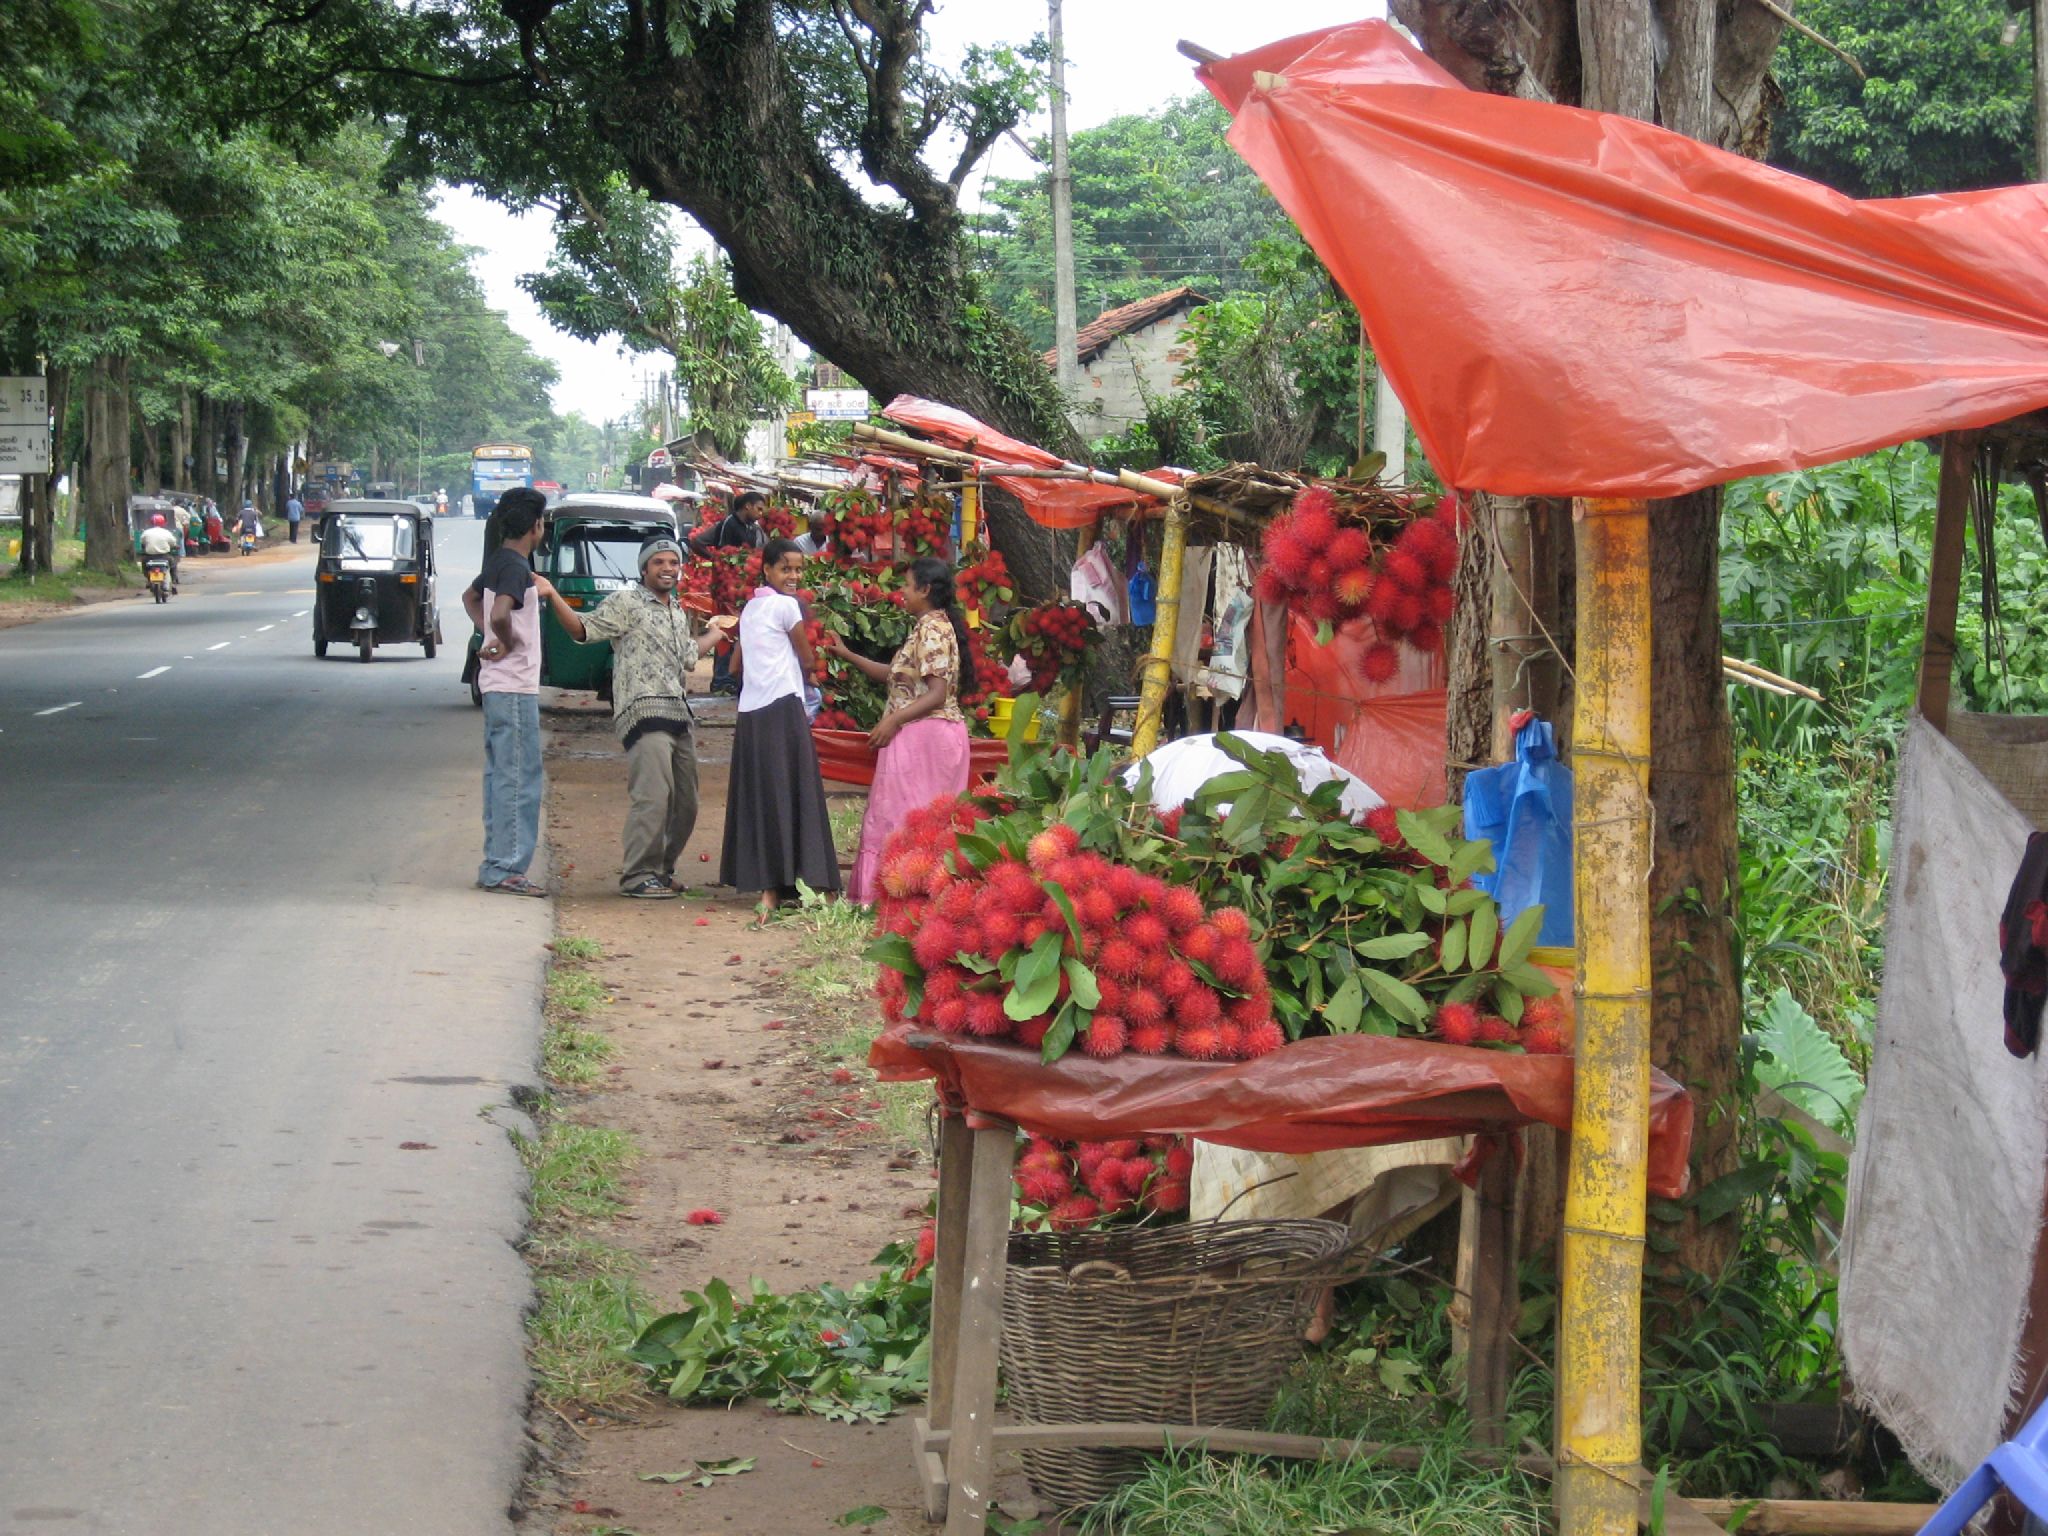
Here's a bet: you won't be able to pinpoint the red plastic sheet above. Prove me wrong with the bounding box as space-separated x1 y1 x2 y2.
870 1027 1693 1198
812 726 1010 787
882 395 1157 529
1200 23 2048 499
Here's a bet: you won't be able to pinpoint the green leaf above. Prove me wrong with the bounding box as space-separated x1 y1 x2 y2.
1062 957 1100 1010
1396 808 1455 866
1356 967 1427 1027
664 1353 707 1399
1444 889 1488 915
1499 962 1559 996
1322 974 1365 1033
1416 883 1449 915
1448 838 1496 887
1004 931 1066 1020
1354 931 1432 961
1466 901 1498 971
1219 787 1272 850
1694 1161 1780 1225
1439 918 1467 973
837 1508 890 1527
862 933 917 975
1499 905 1545 967
1041 879 1084 949
952 831 999 871
1040 1000 1078 1064
1493 978 1524 1025
1750 988 1864 1132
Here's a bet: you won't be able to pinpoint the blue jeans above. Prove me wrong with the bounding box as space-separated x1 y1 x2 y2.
480 690 543 885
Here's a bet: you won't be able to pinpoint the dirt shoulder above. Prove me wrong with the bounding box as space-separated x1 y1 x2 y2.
525 687 948 1536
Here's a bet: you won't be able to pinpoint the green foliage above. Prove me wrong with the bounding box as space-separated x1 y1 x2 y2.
627 1241 932 1421
1751 989 1865 1131
1770 0 2033 196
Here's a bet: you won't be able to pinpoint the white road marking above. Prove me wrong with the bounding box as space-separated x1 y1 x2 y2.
137 666 171 679
206 642 230 651
34 702 81 716
256 624 274 633
292 609 308 618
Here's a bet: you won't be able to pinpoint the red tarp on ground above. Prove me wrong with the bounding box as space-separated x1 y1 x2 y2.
1199 22 2048 500
870 1027 1693 1196
882 395 1159 529
812 727 1011 787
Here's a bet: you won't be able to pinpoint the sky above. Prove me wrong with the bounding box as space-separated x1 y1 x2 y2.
433 0 1383 423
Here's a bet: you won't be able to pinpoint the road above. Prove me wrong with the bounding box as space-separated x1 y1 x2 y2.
0 520 546 1535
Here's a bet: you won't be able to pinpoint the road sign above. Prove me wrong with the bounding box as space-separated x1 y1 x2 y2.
0 424 50 474
806 388 870 421
0 377 47 428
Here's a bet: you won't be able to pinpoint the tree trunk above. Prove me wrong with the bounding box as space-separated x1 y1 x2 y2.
79 357 130 576
194 395 217 504
172 390 192 492
223 400 247 517
137 399 160 493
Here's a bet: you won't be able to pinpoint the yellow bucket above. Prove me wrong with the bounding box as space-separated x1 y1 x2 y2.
987 696 1043 741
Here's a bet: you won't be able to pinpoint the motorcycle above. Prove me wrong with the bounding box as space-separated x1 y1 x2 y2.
144 556 173 604
238 530 257 556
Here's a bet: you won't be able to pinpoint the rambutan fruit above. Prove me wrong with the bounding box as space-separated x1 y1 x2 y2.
966 995 1011 1037
1106 865 1148 909
1291 501 1338 549
1211 908 1253 942
1138 947 1168 981
1381 546 1428 594
1388 591 1426 634
1015 1165 1070 1205
1366 576 1403 626
1124 912 1170 953
1294 484 1337 520
935 881 976 923
1096 937 1144 979
1048 1195 1100 1232
1144 1177 1191 1215
1096 976 1127 1012
1102 1138 1143 1159
1304 589 1344 625
1409 620 1444 655
1364 805 1403 847
1159 960 1198 1001
910 920 960 970
1158 886 1205 934
1027 824 1080 873
1476 1015 1518 1044
1117 1155 1157 1193
1523 1021 1571 1055
1254 565 1292 605
1158 807 1184 839
1327 527 1372 571
1179 924 1222 965
1410 516 1462 581
1335 567 1377 611
1521 994 1567 1029
1077 887 1118 930
1174 986 1223 1030
933 998 971 1034
1216 1021 1246 1058
1434 1001 1482 1045
1425 583 1457 624
1175 1022 1225 1060
1165 1142 1195 1179
1212 937 1262 990
1081 1015 1129 1059
979 912 1024 956
1359 641 1401 684
1227 991 1272 1028
1082 1162 1125 1204
1013 1016 1053 1049
1124 987 1168 1026
923 967 963 1004
1307 558 1335 591
1076 1142 1111 1175
1241 1019 1287 1057
1263 524 1311 581
1128 1020 1173 1054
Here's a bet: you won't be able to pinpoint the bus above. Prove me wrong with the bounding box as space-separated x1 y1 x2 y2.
470 443 535 519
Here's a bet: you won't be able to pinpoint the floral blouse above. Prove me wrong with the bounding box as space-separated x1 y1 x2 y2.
886 610 964 724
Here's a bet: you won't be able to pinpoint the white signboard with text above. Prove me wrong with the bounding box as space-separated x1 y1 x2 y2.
0 378 49 472
806 388 871 421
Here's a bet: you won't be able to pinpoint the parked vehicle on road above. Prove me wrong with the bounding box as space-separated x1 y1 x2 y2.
460 491 678 705
313 499 441 664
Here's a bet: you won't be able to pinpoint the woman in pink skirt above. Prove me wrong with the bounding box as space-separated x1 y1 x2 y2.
831 557 973 904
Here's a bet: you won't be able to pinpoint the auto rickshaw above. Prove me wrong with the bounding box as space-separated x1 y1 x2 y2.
127 495 182 557
461 492 678 705
312 498 441 663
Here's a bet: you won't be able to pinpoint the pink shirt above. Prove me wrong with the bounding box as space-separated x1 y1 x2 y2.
479 582 542 694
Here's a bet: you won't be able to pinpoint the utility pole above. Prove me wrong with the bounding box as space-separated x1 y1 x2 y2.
1048 0 1080 399
1373 364 1407 485
2035 0 2048 179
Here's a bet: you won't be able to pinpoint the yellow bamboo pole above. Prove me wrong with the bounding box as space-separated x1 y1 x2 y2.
1556 496 1653 1536
1130 498 1187 759
960 478 982 629
1059 520 1099 747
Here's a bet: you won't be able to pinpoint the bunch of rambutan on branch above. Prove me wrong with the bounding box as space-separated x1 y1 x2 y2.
1253 482 1463 684
1013 1134 1193 1231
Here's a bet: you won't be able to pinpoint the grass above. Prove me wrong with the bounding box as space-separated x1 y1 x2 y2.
552 934 603 963
1082 1441 1547 1536
542 939 615 1085
0 538 130 604
829 796 866 858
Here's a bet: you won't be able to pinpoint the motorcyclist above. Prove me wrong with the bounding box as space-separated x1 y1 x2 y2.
235 503 261 549
138 513 180 592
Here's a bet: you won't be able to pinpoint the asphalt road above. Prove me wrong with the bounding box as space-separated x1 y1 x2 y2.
0 520 546 1535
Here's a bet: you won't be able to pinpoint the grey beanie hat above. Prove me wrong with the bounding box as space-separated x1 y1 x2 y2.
638 536 684 572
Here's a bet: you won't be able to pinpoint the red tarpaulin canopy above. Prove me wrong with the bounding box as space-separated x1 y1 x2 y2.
1199 23 2048 499
882 394 1160 529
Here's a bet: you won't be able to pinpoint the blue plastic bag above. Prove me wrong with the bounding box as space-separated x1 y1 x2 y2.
1462 716 1573 947
1128 561 1157 626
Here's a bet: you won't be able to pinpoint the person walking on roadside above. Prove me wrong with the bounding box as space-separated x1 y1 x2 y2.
536 535 736 899
461 487 551 897
690 490 769 697
721 538 841 924
285 492 304 544
829 557 973 903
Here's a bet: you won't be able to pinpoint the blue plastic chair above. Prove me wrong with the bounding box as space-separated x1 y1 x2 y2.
1918 1398 2048 1536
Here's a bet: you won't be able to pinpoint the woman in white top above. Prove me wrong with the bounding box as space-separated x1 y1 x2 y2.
720 539 842 922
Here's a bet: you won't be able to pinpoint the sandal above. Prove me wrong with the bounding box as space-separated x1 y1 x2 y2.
484 874 548 898
623 877 676 899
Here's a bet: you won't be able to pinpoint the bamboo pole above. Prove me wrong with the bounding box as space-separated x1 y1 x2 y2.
1130 499 1188 758
1060 520 1098 746
1917 429 1980 735
1556 497 1653 1536
960 478 982 629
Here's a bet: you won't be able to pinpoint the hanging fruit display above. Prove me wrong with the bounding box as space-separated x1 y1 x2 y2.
1006 599 1095 695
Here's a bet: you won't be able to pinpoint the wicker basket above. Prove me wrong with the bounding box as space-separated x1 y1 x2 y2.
998 1218 1353 1510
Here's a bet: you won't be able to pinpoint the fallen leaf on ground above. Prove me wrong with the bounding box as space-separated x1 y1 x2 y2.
837 1507 889 1527
640 1456 756 1487
398 1142 435 1151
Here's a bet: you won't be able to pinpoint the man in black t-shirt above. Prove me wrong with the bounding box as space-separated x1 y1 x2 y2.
689 491 767 695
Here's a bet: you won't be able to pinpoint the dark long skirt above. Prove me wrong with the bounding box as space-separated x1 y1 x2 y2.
720 693 843 897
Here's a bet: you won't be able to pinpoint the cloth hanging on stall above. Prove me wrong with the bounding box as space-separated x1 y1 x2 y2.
1196 545 1253 700
1069 540 1126 625
2001 833 2048 1058
1197 23 2048 499
1462 717 1574 947
1841 717 2048 1490
1171 545 1215 684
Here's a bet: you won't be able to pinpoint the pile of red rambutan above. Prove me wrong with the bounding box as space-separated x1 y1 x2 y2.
956 544 1014 612
1008 600 1093 695
870 809 1286 1064
814 707 861 731
897 494 952 558
825 488 892 560
1013 1134 1193 1229
1253 484 1463 682
1429 992 1571 1054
